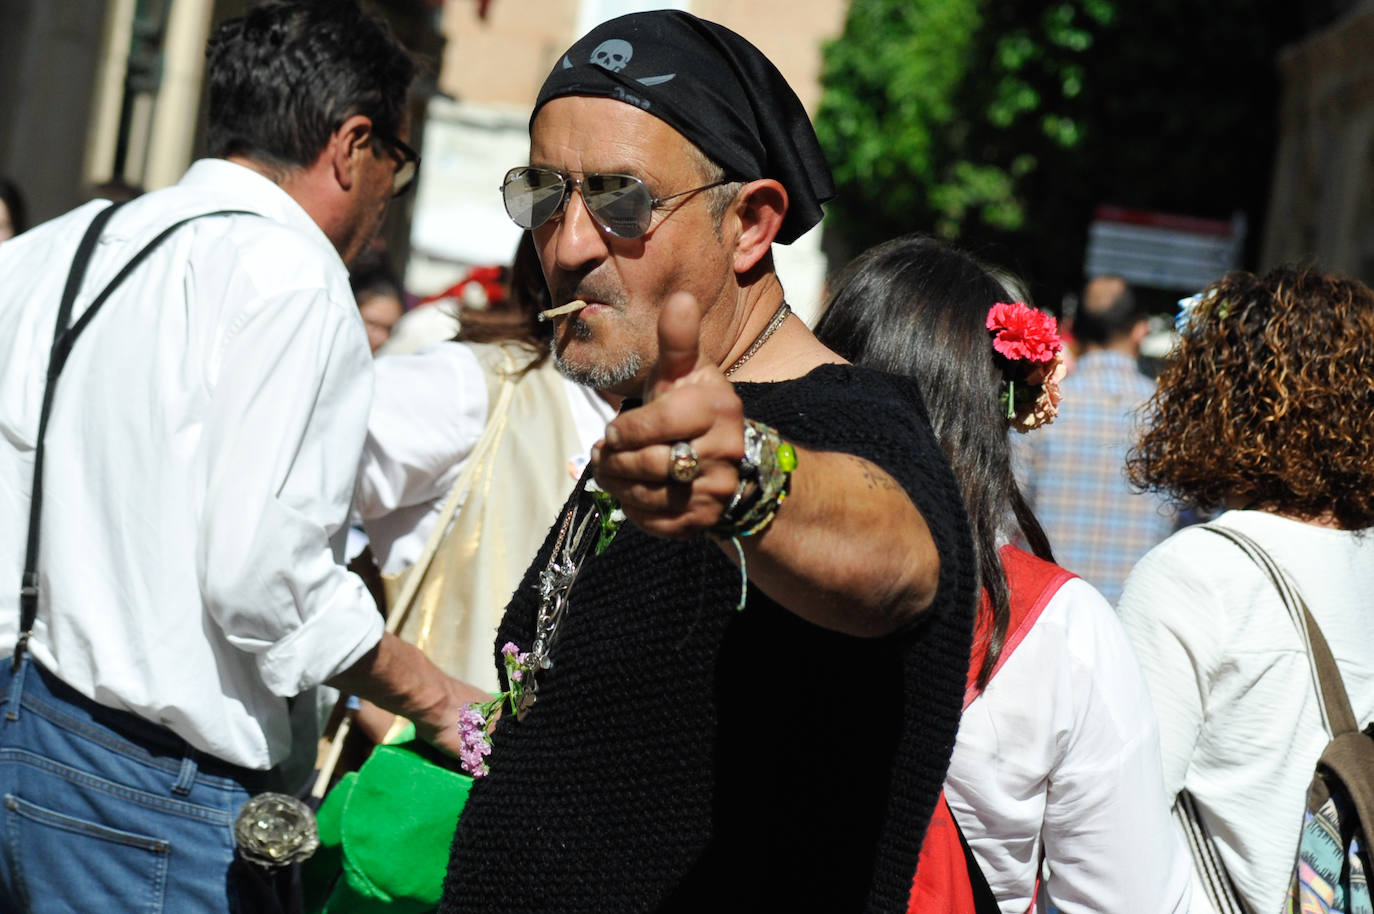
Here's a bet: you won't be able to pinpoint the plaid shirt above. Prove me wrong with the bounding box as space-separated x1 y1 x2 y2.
1013 351 1176 604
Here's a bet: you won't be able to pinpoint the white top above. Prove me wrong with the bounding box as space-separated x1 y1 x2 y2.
0 159 384 771
355 341 616 576
946 576 1192 914
1118 510 1374 914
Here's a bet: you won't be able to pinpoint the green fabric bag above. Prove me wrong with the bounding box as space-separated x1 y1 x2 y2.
303 729 473 914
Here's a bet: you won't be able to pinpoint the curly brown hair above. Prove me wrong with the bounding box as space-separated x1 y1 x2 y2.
1127 266 1374 529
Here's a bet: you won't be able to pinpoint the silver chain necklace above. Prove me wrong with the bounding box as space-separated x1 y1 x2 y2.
723 301 790 378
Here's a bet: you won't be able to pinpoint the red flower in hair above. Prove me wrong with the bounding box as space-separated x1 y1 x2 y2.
986 301 1061 364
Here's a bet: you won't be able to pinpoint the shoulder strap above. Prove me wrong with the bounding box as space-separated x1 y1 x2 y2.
15 206 255 666
1174 788 1247 914
1199 523 1358 738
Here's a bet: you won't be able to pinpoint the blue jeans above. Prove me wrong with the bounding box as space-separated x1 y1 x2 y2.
0 655 282 913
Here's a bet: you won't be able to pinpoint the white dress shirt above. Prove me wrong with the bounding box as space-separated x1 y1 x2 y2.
355 341 617 576
946 576 1192 914
0 159 384 771
1118 510 1374 914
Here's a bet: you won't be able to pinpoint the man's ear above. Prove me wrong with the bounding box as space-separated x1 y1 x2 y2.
731 179 787 275
329 114 375 192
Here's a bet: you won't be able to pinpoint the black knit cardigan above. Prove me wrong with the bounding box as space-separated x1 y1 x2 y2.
441 364 976 913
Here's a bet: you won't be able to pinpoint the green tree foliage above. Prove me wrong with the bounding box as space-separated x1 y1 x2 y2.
816 0 1296 307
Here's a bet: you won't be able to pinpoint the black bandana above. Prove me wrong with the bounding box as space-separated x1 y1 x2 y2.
533 11 835 245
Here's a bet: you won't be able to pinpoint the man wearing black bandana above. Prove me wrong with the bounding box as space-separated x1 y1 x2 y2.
441 12 976 912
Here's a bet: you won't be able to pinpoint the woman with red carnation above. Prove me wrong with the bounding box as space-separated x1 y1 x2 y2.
815 234 1190 913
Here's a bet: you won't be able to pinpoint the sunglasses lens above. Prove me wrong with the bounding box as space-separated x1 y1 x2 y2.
582 174 652 238
503 168 567 230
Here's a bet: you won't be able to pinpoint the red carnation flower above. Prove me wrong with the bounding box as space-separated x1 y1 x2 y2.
986 301 1061 364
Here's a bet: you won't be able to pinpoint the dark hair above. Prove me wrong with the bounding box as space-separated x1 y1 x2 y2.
455 232 554 371
1074 275 1141 346
205 0 414 170
0 176 27 236
1128 266 1374 529
814 234 1054 688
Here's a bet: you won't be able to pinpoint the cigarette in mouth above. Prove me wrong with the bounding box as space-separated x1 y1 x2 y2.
538 299 588 322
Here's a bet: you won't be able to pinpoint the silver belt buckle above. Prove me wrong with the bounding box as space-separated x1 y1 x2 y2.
233 792 320 868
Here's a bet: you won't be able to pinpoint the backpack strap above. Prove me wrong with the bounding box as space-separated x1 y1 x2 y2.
1199 523 1358 738
1173 788 1247 914
15 205 255 667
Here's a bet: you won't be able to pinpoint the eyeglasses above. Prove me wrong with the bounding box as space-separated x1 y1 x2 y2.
501 166 727 240
374 130 420 197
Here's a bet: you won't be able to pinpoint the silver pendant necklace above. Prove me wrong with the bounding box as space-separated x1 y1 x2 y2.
517 485 611 719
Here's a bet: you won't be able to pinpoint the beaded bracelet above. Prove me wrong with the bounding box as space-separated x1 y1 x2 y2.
710 419 797 540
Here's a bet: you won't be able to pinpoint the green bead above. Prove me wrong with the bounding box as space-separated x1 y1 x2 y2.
776 441 797 473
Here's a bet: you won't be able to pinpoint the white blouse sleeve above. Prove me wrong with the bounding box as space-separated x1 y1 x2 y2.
353 341 489 520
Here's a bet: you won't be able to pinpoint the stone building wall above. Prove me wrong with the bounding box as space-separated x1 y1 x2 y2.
1262 1 1374 282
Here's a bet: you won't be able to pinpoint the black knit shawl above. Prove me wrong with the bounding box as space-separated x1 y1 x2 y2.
441 363 976 913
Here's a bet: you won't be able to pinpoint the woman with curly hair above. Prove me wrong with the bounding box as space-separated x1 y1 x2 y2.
1118 266 1374 914
815 234 1190 913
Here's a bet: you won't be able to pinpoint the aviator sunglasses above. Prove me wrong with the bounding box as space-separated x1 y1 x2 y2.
501 166 727 240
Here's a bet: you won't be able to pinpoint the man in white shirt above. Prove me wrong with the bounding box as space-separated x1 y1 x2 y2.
0 3 483 910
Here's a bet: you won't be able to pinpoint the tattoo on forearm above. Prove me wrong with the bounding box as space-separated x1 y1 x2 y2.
854 457 900 492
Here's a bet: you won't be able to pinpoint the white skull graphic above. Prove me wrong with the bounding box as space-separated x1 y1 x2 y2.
590 39 633 73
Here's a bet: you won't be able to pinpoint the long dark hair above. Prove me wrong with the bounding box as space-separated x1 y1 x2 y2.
814 234 1053 688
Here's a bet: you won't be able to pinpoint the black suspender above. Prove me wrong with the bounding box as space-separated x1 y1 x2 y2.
15 203 253 667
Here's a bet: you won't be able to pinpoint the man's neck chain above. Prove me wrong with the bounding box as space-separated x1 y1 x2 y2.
723 301 791 378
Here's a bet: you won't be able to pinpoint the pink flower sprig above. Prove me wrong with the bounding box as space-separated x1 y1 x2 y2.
456 705 493 777
455 641 533 777
1003 356 1066 433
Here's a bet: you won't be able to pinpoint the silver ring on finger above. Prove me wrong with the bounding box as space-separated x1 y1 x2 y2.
667 440 700 484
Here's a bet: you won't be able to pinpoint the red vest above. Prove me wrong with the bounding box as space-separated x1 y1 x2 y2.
907 545 1075 913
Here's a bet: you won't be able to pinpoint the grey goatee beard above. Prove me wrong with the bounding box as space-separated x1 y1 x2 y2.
554 349 643 391
553 316 643 389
